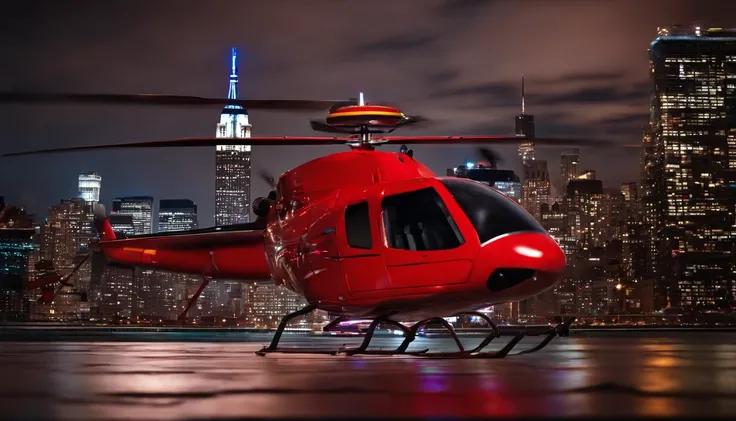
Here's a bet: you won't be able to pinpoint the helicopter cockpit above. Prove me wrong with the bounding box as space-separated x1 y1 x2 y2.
438 177 547 244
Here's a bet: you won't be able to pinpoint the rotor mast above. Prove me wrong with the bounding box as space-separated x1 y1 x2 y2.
356 91 373 148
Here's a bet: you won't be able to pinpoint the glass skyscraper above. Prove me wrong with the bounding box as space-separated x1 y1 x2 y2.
643 25 736 309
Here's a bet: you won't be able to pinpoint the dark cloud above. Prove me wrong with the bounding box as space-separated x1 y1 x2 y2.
597 113 649 127
352 32 439 56
551 72 626 84
436 0 495 17
424 69 461 86
430 81 521 108
534 86 649 106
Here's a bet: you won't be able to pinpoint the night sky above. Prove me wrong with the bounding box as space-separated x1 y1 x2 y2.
0 0 733 226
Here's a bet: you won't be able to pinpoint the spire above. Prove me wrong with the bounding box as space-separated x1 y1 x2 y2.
225 47 242 111
521 74 525 115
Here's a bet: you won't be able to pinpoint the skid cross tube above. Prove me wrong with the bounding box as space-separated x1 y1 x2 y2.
453 311 500 353
256 306 576 358
337 315 434 356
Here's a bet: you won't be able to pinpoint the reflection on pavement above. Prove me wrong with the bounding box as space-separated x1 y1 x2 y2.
0 332 735 419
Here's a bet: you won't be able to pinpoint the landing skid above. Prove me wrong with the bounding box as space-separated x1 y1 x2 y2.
255 304 575 359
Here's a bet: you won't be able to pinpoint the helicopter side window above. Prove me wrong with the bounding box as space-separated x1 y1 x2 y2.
381 187 464 251
345 202 372 249
440 178 546 243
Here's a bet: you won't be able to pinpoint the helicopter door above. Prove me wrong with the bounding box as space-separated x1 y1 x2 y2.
336 199 388 293
380 182 477 289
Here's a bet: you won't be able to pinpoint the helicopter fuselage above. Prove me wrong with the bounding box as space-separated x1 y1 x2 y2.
264 149 566 321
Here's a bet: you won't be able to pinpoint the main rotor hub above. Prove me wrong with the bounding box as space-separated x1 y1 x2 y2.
325 105 405 128
325 104 408 147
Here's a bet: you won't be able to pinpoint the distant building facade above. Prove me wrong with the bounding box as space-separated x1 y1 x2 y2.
643 25 736 310
215 47 252 226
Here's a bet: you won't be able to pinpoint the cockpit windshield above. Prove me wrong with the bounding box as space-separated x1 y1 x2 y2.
439 178 546 243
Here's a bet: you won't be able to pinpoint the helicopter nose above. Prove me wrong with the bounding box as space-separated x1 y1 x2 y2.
475 231 566 294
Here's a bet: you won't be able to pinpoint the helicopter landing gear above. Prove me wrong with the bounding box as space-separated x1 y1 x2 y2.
255 304 576 358
391 314 575 359
256 304 341 355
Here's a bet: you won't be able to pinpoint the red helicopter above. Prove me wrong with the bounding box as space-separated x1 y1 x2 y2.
0 91 590 358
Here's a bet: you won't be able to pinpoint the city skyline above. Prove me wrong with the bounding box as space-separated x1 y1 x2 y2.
1 1 734 225
2 20 736 320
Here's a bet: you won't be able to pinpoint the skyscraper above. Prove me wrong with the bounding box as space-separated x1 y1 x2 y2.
159 199 198 232
44 198 89 274
76 172 100 298
215 47 252 226
643 25 736 309
78 172 101 203
112 196 153 235
516 76 535 165
559 149 580 189
521 160 550 220
0 222 34 321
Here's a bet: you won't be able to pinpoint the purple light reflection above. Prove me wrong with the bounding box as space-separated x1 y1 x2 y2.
420 375 448 393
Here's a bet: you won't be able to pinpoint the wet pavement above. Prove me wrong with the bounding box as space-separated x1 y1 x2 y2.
1 331 736 420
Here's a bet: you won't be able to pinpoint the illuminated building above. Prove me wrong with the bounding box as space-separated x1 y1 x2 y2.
565 179 604 251
43 198 90 276
214 48 252 314
644 25 736 309
601 188 625 242
96 214 136 319
147 205 199 320
39 199 93 320
108 214 135 236
620 183 648 290
540 202 570 252
249 282 304 329
577 170 596 180
215 47 252 226
522 160 550 220
559 149 580 191
78 172 101 203
99 266 134 319
449 163 522 200
159 199 198 232
0 228 34 320
112 196 153 235
77 172 100 297
515 76 535 164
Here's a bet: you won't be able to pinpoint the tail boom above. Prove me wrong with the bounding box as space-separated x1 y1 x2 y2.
100 241 271 280
92 203 271 280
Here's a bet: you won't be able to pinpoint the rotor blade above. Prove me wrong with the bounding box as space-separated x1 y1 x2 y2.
310 120 357 134
1 136 351 157
378 136 620 147
391 115 433 130
0 92 344 111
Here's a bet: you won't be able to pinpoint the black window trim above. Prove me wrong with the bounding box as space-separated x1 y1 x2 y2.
344 200 373 250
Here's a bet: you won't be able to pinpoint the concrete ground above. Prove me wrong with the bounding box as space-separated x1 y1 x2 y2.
1 331 735 420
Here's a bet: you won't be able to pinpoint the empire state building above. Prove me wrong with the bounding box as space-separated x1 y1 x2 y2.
215 47 252 225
